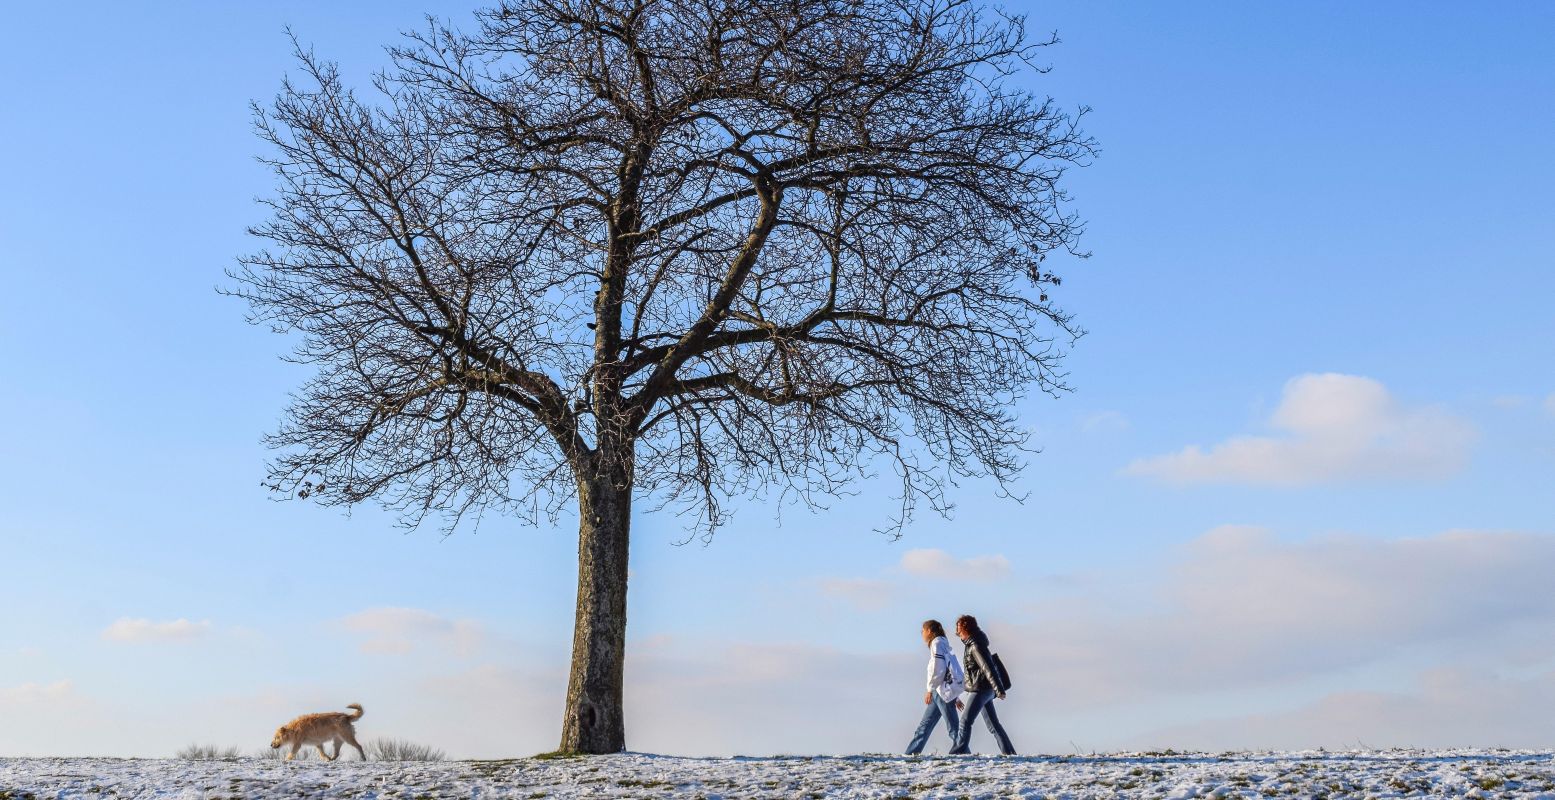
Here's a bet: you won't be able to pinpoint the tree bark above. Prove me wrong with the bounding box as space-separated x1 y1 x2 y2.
558 450 633 754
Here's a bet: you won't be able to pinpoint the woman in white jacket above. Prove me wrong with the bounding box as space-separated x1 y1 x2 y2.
905 619 965 755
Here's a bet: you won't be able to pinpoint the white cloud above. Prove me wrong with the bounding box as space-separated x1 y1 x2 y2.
16 521 1555 758
0 680 74 705
813 548 1009 613
393 664 561 757
1080 410 1131 433
101 618 211 643
1139 667 1555 751
626 639 910 756
0 679 102 757
338 607 483 656
1125 373 1475 485
999 526 1555 715
640 528 1555 753
816 577 895 611
277 639 919 758
898 548 1010 582
1492 394 1529 409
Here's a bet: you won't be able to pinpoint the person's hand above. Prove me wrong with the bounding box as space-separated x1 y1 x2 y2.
924 692 932 705
955 699 964 711
996 691 1006 700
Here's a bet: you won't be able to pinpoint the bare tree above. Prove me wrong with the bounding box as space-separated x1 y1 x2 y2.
234 0 1093 754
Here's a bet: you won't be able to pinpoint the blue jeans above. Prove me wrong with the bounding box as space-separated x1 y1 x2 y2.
949 688 1016 755
904 692 961 755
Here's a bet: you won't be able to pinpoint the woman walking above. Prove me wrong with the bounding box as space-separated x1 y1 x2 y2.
948 614 1016 755
904 620 965 755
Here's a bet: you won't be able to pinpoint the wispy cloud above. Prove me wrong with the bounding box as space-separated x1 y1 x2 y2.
0 680 74 705
899 548 1010 582
1000 526 1555 713
1125 373 1475 485
626 639 908 756
29 523 1555 757
1545 392 1555 417
1080 410 1131 433
1139 667 1555 751
816 577 895 610
814 548 1010 611
101 618 210 643
338 607 483 656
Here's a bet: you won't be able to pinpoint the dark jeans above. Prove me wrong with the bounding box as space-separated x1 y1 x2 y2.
949 688 1016 755
904 692 961 755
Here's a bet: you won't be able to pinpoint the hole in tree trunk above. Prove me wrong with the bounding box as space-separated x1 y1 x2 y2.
581 704 596 730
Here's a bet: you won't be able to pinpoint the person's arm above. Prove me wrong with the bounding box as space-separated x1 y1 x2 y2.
969 637 1003 698
925 638 947 703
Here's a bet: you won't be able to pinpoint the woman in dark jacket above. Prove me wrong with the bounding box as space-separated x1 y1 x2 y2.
948 614 1016 755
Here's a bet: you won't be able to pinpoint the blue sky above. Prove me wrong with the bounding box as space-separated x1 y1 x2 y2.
1 1 1552 757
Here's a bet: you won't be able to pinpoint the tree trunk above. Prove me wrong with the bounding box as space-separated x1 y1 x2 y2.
559 451 632 754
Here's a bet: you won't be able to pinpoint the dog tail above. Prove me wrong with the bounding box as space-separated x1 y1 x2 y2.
346 703 364 720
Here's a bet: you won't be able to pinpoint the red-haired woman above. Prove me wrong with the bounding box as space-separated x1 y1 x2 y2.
948 614 1016 755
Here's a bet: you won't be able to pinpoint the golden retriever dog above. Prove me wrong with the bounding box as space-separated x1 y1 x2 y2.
269 703 367 761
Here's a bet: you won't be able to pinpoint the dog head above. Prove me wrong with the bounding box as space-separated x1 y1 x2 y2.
270 725 290 749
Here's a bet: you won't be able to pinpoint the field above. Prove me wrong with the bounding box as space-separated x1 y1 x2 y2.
3 750 1555 798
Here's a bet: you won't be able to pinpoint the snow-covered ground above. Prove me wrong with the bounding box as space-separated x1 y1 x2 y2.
3 750 1554 798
